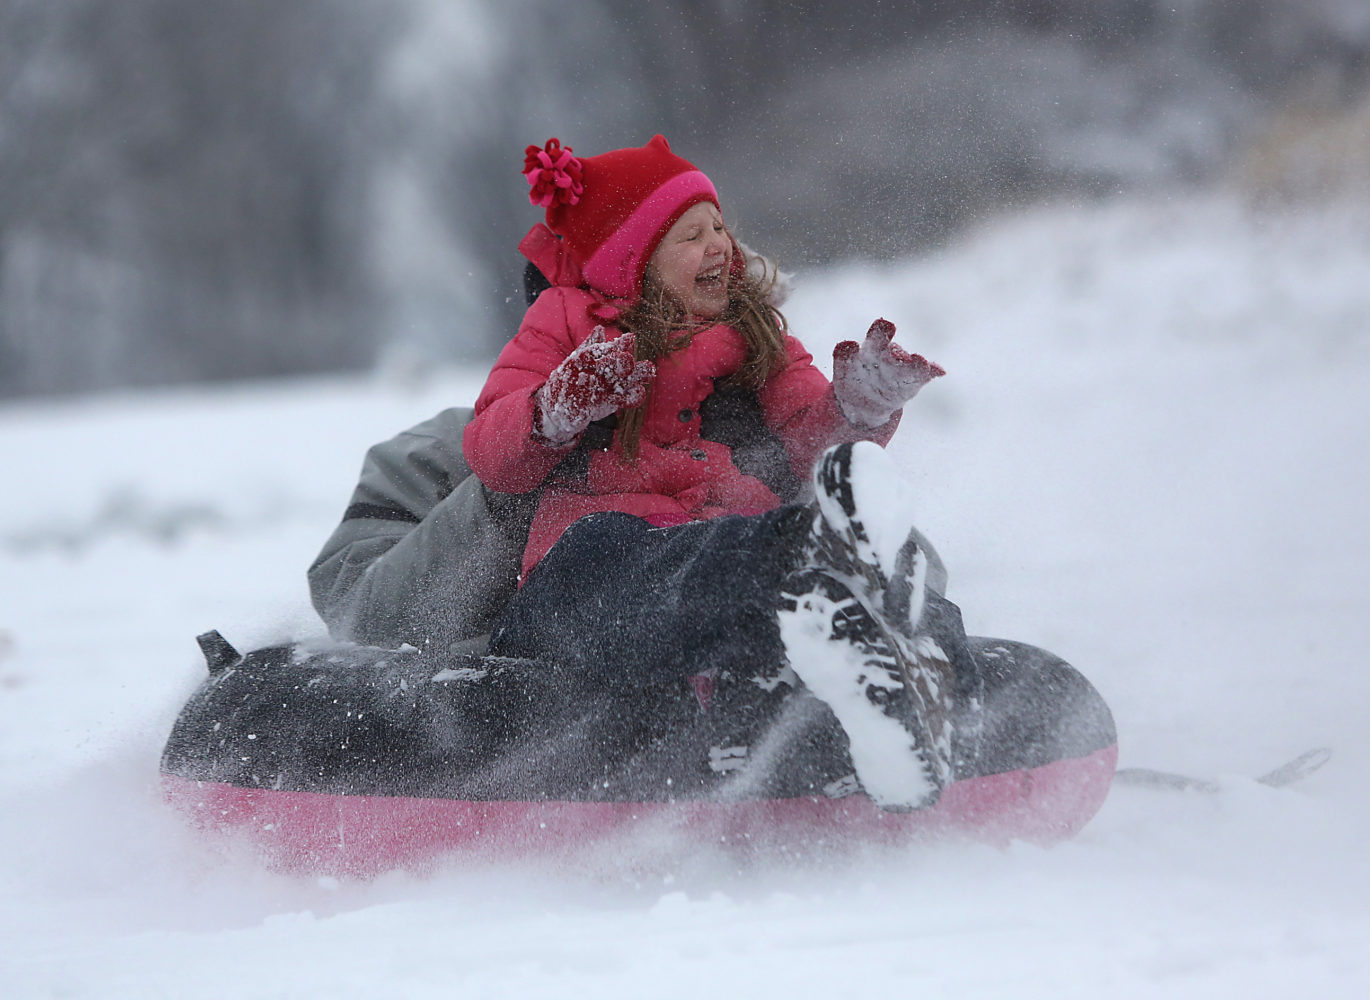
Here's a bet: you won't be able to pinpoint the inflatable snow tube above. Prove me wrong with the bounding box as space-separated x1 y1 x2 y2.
161 633 1116 876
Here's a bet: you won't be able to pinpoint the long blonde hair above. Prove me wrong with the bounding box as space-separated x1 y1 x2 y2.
615 254 789 460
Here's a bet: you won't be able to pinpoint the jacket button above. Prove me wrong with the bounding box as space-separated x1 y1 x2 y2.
678 408 693 423
691 449 707 461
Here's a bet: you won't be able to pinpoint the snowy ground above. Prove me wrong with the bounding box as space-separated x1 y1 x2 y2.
3 190 1369 998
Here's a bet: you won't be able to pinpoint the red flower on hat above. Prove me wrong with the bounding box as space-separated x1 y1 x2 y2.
523 138 584 208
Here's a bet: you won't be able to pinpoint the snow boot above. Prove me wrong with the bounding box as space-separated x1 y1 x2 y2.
777 566 952 810
786 441 958 809
808 441 931 639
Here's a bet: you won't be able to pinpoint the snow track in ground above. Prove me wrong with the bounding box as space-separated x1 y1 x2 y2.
3 191 1369 998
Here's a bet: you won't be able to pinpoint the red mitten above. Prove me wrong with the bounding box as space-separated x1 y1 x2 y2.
833 318 945 428
534 327 656 446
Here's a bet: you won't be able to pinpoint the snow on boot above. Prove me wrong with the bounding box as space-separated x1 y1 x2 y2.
809 440 928 639
795 441 959 805
777 567 951 811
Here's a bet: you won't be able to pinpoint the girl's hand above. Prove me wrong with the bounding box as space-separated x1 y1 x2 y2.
534 327 656 446
832 319 945 428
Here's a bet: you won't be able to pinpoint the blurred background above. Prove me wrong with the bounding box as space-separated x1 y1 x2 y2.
4 8 1370 985
2 0 1368 400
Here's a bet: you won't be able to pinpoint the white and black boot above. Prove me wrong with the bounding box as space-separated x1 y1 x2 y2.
778 567 950 810
779 441 957 809
809 441 928 628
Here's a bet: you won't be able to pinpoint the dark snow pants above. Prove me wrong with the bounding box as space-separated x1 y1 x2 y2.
489 508 809 683
483 509 980 801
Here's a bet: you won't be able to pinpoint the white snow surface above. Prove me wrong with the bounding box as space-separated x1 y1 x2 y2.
3 190 1369 997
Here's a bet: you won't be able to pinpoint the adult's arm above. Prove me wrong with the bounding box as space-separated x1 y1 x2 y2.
308 407 533 652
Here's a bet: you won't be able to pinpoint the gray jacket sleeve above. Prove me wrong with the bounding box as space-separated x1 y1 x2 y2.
307 407 534 653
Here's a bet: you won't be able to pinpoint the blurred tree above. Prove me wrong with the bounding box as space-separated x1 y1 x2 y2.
0 0 394 396
2 0 1367 397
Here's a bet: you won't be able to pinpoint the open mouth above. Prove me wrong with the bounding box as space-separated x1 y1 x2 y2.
695 264 726 291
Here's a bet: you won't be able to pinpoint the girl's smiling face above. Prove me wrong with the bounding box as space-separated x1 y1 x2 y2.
647 201 732 318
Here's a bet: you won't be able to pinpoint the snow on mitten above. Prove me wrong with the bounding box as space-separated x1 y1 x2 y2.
533 326 656 446
833 319 945 428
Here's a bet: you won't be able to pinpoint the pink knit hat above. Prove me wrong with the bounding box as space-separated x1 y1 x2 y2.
519 135 720 300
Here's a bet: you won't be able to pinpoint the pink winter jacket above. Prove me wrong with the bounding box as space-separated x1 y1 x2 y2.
463 287 896 576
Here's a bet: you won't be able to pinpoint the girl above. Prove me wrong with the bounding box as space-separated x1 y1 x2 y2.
461 136 972 810
310 136 978 811
463 135 940 578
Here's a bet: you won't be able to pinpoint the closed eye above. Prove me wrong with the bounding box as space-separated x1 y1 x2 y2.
684 224 725 242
